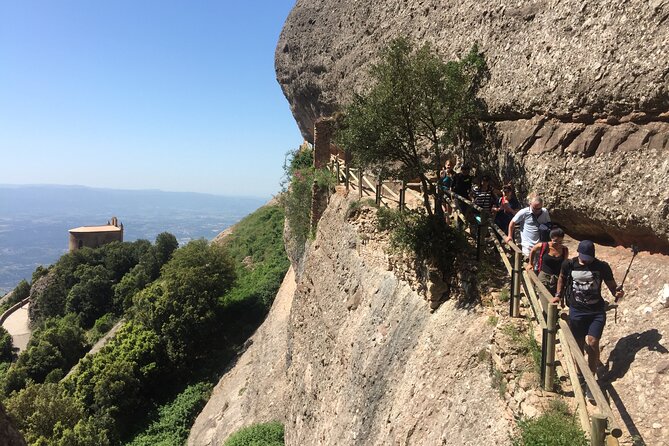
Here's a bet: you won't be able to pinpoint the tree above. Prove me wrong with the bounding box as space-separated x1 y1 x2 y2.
66 265 113 328
337 37 488 215
0 327 14 362
4 382 84 445
133 240 236 364
153 232 179 266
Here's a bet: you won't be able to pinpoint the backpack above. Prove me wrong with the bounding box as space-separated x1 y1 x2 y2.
530 210 552 242
537 243 568 272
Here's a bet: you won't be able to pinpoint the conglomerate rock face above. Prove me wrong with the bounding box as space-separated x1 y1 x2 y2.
275 0 669 251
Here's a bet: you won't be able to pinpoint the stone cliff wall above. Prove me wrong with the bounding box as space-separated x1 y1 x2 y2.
190 193 513 445
275 0 669 251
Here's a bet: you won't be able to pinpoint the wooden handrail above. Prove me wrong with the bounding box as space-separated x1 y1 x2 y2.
329 153 623 443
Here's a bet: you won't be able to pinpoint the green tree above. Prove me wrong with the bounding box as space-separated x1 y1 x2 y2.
153 232 179 266
133 240 236 364
4 381 84 445
0 327 14 362
337 37 487 215
66 265 113 328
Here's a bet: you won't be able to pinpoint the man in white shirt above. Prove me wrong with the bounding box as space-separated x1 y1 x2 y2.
505 194 551 258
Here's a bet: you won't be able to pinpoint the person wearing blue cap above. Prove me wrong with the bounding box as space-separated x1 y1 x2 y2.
554 240 624 399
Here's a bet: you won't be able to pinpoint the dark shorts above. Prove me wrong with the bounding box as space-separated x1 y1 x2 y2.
569 312 606 340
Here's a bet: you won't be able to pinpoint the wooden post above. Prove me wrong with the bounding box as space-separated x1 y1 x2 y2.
345 163 350 191
544 303 558 390
591 414 607 446
512 251 522 317
476 212 487 261
335 160 341 184
399 181 406 211
358 169 363 199
375 176 382 205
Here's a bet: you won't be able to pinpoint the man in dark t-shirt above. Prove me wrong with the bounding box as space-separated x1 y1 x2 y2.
555 240 624 382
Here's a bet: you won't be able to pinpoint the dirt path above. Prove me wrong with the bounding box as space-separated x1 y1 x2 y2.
188 266 296 446
2 302 31 352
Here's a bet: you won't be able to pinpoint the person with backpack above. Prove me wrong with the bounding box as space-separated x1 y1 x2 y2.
438 160 456 221
554 240 624 397
527 227 568 295
505 194 551 263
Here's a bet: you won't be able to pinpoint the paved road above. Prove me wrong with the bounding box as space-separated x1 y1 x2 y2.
2 302 31 352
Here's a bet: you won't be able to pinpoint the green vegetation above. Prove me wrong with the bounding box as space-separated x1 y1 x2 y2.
337 37 487 216
279 145 335 250
124 382 212 446
502 324 542 375
512 400 588 446
0 279 31 314
1 203 289 446
376 206 464 277
224 422 285 446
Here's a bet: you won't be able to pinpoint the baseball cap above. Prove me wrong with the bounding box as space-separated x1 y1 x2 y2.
577 240 595 262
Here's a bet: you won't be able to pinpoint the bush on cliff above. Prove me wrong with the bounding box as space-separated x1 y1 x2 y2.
224 421 285 446
512 400 588 446
280 145 335 250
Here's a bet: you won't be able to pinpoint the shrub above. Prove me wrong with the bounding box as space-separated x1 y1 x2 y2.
377 207 463 277
0 327 14 362
224 422 285 446
124 382 212 446
512 400 588 446
280 146 335 249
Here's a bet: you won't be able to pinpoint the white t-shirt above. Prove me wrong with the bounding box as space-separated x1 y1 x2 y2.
511 207 551 256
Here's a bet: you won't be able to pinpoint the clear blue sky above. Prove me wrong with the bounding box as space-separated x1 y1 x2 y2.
0 1 302 198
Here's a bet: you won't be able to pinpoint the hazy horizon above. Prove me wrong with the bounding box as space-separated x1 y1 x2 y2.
0 184 268 293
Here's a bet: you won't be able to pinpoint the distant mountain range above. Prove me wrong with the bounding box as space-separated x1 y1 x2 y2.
0 185 268 293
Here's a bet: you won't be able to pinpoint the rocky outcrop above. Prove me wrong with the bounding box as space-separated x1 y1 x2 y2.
0 404 26 446
190 192 513 445
275 0 669 251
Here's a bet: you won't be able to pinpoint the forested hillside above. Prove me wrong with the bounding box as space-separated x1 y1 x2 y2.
0 204 288 446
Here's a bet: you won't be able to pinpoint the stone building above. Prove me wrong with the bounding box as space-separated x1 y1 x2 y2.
68 216 124 252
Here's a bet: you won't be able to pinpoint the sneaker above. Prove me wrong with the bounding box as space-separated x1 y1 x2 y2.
584 385 595 403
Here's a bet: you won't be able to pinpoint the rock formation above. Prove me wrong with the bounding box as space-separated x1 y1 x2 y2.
275 0 669 251
0 404 26 446
190 193 513 445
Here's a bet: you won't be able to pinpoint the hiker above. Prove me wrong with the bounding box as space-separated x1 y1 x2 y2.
493 183 520 233
452 164 473 229
472 174 496 212
505 194 551 264
527 227 568 295
438 160 456 220
554 240 624 395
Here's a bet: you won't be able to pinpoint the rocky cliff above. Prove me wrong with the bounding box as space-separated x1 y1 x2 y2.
190 193 513 445
275 0 669 251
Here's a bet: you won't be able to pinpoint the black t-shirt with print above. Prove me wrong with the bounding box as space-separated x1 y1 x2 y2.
561 257 614 315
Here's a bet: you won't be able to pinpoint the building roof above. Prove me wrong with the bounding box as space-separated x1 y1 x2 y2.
69 225 122 233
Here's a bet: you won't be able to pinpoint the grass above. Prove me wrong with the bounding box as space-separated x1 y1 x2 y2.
491 367 507 398
499 289 510 303
487 315 499 326
502 324 542 375
512 400 588 446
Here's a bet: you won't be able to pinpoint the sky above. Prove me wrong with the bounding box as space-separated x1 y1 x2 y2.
0 1 302 198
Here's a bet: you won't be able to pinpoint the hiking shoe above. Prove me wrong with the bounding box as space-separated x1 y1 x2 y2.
584 385 595 403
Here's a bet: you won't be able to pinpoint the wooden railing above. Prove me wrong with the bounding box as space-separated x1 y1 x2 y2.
327 154 622 445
